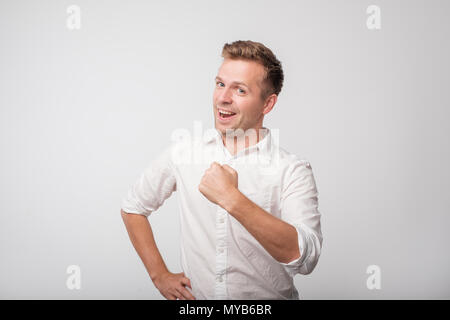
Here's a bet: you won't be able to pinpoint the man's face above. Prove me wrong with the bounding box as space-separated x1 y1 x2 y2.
213 58 271 136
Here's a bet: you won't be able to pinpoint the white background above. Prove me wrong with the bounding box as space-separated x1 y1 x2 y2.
0 0 449 299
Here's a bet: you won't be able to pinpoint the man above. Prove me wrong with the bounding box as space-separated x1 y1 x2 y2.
121 40 322 300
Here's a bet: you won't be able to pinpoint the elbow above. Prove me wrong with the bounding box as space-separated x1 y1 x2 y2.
276 242 301 264
279 225 302 264
290 238 301 262
280 228 322 276
282 247 301 264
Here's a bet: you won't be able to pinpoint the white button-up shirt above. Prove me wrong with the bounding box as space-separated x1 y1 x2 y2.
121 126 323 300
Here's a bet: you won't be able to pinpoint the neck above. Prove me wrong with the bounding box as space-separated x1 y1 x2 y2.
220 126 266 156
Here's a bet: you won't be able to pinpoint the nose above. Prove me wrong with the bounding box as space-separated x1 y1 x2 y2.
217 87 233 105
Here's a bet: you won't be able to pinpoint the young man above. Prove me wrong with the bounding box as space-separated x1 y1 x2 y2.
121 40 323 300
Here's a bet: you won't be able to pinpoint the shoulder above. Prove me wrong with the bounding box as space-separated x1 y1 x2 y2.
276 146 312 171
274 147 319 196
273 147 315 187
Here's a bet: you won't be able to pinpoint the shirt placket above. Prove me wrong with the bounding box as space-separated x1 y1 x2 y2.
214 205 228 299
213 145 259 299
213 150 235 299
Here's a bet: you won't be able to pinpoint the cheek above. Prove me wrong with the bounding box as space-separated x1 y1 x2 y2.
237 100 259 117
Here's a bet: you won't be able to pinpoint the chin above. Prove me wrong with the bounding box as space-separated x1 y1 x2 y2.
217 123 236 131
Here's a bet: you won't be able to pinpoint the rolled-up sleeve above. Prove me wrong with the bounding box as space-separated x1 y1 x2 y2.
279 159 323 276
121 144 177 217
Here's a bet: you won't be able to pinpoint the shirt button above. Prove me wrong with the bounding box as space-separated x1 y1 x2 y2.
218 276 223 282
218 248 224 253
219 218 224 223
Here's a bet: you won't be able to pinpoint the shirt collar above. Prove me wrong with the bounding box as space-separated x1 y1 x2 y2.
204 127 272 156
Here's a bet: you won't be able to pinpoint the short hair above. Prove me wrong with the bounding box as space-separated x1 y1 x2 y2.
221 40 284 99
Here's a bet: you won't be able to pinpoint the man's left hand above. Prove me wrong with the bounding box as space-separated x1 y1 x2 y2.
198 162 239 208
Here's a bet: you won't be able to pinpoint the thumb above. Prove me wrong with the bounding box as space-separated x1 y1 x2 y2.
181 277 192 289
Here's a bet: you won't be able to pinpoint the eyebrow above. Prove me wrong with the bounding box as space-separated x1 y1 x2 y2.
215 76 249 88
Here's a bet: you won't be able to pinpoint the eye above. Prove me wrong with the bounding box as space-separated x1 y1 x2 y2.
216 81 225 87
237 88 246 94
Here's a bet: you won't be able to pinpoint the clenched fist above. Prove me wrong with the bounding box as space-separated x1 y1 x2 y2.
198 162 238 208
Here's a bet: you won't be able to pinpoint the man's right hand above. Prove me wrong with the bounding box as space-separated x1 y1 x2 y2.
153 271 196 300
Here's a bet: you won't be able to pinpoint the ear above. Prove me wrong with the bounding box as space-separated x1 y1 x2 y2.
262 93 277 115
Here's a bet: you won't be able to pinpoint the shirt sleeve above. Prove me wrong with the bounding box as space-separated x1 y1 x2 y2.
278 158 323 276
121 144 177 217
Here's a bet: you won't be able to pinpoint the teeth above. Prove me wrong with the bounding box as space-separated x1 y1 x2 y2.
219 109 235 115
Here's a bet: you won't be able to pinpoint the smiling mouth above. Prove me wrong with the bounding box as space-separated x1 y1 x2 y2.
218 108 237 120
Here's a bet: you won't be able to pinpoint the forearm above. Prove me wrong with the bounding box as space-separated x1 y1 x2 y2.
222 191 300 264
121 210 169 282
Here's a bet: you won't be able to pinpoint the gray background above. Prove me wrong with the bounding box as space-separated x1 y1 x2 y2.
1 0 449 299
